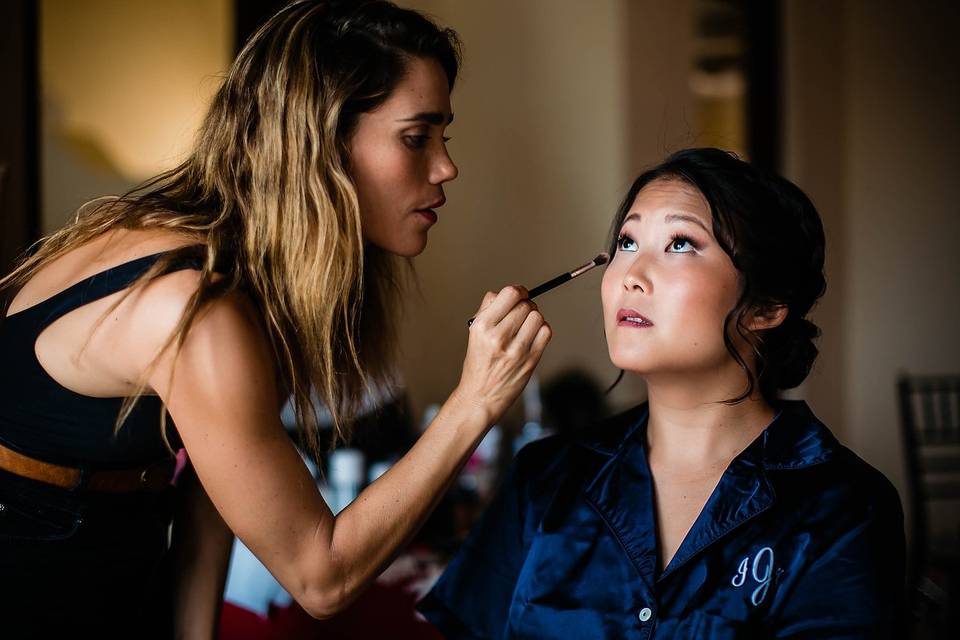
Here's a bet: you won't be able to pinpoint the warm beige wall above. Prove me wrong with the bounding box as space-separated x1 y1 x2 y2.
843 0 960 493
41 0 233 232
38 0 697 423
396 0 696 420
410 0 960 503
782 0 848 437
785 0 960 507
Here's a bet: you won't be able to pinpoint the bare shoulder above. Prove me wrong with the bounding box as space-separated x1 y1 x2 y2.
151 280 266 359
44 226 271 396
12 227 249 398
127 272 272 386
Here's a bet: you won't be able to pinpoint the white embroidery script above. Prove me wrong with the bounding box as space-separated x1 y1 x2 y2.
731 546 775 606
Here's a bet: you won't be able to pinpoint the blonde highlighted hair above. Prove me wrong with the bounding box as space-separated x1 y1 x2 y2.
0 0 461 461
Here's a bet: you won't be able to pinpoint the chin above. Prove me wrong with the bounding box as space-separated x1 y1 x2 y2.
397 239 428 258
374 236 428 258
607 349 635 373
607 344 656 374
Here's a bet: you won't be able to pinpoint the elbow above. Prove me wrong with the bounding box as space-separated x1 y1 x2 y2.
290 532 359 619
297 583 353 620
301 600 341 621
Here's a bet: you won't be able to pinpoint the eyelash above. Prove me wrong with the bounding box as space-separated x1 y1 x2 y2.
402 135 453 150
616 233 700 253
403 135 430 149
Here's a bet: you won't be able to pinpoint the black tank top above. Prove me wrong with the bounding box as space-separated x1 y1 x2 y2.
0 249 204 469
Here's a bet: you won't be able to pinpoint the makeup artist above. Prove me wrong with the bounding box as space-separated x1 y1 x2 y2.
0 1 550 637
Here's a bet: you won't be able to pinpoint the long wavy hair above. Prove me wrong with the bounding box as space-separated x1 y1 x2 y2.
0 0 461 460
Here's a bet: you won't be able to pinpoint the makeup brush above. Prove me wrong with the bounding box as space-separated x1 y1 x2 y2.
467 252 610 327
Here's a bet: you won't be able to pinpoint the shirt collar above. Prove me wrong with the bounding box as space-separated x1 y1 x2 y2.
573 399 838 471
571 399 839 583
756 399 838 470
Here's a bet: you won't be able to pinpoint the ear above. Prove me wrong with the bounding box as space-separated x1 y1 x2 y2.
747 304 788 332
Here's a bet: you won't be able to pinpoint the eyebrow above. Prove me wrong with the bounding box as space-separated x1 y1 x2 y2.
623 211 710 233
397 111 454 125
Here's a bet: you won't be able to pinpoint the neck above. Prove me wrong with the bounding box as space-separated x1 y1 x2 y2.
642 371 776 471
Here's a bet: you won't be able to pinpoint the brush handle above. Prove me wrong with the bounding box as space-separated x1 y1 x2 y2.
527 272 572 299
466 273 569 327
466 254 607 327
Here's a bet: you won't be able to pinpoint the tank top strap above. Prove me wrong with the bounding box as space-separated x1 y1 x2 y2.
26 247 206 333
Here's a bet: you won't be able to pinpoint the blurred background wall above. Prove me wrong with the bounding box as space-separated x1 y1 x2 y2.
2 0 957 553
399 0 656 421
39 0 234 233
396 0 960 520
783 0 960 503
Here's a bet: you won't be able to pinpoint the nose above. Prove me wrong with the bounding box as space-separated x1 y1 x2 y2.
623 255 652 293
430 146 459 184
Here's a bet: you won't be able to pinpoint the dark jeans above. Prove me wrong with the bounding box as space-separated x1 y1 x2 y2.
0 469 175 639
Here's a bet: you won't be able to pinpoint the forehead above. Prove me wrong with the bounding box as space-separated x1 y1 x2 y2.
627 178 711 222
376 57 452 117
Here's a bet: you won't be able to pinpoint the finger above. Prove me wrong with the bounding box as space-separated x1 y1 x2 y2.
467 291 499 328
479 285 528 327
477 291 497 313
530 322 552 359
512 308 544 352
496 298 538 339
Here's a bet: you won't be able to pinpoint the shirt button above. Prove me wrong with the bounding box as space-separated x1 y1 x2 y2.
638 607 653 622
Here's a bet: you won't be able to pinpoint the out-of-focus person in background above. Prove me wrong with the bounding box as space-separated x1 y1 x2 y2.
0 0 551 637
420 148 905 639
540 368 611 437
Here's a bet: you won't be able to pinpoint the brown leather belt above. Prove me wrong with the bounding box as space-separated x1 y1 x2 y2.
0 441 175 493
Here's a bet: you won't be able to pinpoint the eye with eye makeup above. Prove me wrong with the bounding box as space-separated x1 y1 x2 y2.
615 232 700 254
401 133 453 150
667 234 699 253
616 233 637 252
402 134 430 149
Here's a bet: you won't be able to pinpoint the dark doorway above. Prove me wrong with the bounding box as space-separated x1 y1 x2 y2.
0 0 41 277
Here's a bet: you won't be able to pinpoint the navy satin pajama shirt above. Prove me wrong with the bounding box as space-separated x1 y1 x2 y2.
419 401 904 639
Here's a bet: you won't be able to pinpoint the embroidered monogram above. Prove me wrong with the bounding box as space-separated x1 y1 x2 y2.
731 546 775 606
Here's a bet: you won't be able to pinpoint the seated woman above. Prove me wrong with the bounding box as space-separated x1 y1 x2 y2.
418 148 905 639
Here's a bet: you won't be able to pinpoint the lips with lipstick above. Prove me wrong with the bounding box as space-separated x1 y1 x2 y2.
617 308 654 327
415 196 446 224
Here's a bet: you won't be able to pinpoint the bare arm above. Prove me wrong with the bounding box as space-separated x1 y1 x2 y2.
140 283 549 620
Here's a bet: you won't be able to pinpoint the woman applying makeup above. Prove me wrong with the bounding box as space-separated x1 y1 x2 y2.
0 1 550 637
421 148 904 639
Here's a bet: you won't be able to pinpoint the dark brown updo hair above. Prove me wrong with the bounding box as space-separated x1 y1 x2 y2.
608 148 826 403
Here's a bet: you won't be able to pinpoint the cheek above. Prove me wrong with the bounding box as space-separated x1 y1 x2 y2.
349 145 378 202
352 141 408 203
664 268 740 346
600 267 621 324
357 154 392 194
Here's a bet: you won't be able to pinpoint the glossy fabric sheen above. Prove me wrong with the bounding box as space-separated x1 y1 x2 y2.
419 401 905 639
0 250 200 468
